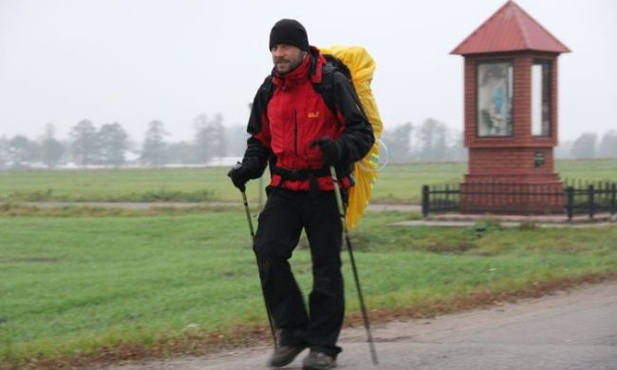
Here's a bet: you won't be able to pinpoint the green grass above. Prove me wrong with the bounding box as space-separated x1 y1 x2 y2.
1 210 616 368
1 158 615 204
555 158 617 182
0 212 261 365
0 159 615 368
0 168 221 202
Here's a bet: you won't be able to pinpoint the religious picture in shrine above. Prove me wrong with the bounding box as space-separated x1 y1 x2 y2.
477 62 513 137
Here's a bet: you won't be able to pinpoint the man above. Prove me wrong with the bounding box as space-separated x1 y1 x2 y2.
228 18 374 370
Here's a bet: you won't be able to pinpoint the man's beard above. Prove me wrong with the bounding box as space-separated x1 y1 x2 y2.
274 55 303 76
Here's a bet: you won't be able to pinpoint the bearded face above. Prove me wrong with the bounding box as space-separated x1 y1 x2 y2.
271 44 307 76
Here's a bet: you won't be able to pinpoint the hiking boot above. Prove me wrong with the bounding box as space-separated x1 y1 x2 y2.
302 351 336 370
268 345 306 368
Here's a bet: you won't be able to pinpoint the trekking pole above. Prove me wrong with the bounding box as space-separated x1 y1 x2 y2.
240 189 278 351
329 166 379 365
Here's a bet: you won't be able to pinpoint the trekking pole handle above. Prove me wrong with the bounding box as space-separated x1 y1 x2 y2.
329 166 347 226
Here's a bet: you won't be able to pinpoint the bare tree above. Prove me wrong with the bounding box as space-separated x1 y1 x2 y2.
98 122 129 166
193 113 226 164
39 123 66 168
69 120 99 165
8 135 38 166
571 133 598 159
598 130 617 158
140 120 169 166
225 125 250 158
417 118 448 162
382 122 413 163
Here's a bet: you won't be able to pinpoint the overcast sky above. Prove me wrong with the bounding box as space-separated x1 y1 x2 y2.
1 0 615 143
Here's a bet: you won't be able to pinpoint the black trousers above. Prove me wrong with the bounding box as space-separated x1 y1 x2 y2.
253 188 344 357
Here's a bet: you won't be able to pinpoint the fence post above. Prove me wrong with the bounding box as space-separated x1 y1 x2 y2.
588 185 595 219
565 186 574 221
421 185 430 218
611 183 616 217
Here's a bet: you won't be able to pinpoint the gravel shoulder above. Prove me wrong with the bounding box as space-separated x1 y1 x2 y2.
100 280 617 370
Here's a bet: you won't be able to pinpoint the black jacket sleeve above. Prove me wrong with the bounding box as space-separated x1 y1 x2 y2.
242 77 273 179
330 71 375 164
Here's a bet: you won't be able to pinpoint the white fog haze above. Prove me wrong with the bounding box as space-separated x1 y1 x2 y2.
1 0 616 144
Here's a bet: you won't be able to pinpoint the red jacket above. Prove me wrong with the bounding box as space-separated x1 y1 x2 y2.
243 47 374 191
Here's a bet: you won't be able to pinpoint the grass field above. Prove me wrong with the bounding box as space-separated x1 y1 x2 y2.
0 159 615 204
0 159 616 369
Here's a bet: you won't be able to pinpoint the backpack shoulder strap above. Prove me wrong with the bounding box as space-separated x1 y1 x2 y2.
323 54 352 79
313 59 349 114
248 75 275 135
255 75 275 114
260 75 275 99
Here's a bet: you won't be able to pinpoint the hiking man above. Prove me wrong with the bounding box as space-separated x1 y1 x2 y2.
228 18 374 369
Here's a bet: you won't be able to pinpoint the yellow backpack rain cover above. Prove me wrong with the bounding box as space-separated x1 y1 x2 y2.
321 46 383 229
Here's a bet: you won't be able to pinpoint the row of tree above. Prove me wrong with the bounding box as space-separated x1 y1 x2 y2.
1 114 233 168
1 115 616 169
557 132 617 159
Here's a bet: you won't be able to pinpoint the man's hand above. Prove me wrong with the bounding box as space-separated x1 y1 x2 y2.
311 137 341 166
227 162 251 192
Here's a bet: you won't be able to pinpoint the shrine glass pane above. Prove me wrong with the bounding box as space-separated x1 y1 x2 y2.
532 60 552 137
477 62 513 137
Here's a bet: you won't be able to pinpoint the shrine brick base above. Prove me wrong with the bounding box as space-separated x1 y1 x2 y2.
460 175 564 215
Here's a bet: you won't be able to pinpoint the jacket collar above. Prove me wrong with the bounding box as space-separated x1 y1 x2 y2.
272 47 325 88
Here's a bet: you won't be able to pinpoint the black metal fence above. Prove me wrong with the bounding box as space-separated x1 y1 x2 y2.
422 180 617 220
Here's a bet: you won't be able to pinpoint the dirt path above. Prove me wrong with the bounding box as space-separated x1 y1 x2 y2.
24 202 421 212
100 281 617 370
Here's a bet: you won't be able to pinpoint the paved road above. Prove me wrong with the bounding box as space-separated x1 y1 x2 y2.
105 281 617 370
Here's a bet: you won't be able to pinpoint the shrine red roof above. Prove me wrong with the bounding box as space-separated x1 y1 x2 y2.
451 0 570 55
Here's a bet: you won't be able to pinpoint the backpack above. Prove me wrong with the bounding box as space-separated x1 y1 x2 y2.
321 46 383 229
261 46 383 229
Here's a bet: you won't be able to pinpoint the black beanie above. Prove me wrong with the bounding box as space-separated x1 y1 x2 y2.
269 19 309 51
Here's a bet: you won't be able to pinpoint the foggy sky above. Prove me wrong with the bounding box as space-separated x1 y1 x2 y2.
1 0 615 143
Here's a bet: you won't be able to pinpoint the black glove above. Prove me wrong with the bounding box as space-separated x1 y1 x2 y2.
227 162 251 192
311 137 341 166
